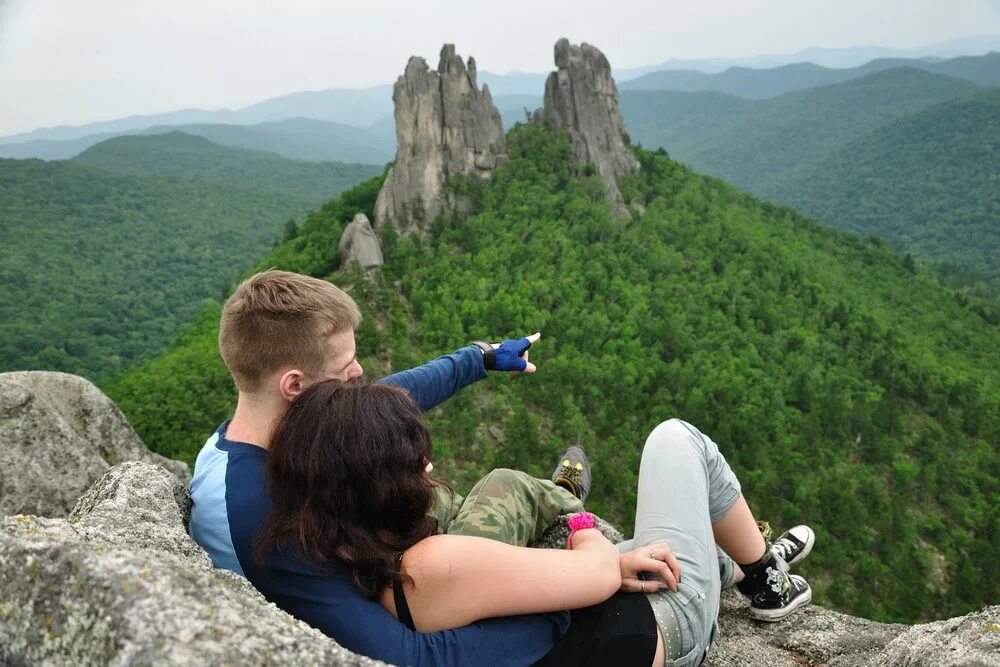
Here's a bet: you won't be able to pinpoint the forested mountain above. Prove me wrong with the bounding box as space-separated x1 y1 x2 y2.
73 132 381 201
108 124 999 625
0 154 375 382
623 68 981 192
765 89 1000 285
0 117 394 164
620 69 999 282
619 51 1000 98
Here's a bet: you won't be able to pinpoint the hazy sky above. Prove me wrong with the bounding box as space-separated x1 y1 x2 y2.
2 0 999 136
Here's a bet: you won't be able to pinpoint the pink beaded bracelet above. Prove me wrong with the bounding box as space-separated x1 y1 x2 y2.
566 511 596 549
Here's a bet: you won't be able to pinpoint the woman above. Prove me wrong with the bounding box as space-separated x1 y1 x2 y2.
257 380 813 666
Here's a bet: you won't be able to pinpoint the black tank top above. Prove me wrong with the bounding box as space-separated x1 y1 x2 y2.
391 575 656 666
392 574 417 631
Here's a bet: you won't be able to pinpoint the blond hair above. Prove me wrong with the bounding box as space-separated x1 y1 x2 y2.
219 270 361 392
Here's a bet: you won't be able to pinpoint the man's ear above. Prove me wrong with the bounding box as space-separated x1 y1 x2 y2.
277 369 307 403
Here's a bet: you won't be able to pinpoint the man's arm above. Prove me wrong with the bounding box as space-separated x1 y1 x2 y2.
380 345 486 412
380 334 540 412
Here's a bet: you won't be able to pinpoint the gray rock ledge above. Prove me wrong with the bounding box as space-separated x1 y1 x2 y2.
2 454 996 664
0 371 189 518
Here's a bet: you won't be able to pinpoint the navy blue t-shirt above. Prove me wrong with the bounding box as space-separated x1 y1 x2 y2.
189 347 571 665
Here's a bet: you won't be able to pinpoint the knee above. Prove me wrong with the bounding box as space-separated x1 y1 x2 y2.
650 418 699 443
644 418 703 455
655 418 692 436
481 468 529 492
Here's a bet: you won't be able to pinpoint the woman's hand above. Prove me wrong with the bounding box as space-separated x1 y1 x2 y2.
619 542 682 593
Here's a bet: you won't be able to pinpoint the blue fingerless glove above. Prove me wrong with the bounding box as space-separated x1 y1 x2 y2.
474 337 532 372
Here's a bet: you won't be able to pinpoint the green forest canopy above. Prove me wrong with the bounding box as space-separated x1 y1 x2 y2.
0 151 377 382
108 123 998 625
621 69 999 287
766 88 1000 286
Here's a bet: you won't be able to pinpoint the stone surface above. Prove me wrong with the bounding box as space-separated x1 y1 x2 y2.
374 44 507 236
877 605 1000 667
339 213 384 272
537 38 639 216
0 461 383 666
0 371 189 518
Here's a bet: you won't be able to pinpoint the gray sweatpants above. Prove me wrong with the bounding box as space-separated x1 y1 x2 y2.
615 419 742 666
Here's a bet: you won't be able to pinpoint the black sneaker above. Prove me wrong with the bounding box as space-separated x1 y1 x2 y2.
749 572 812 622
551 446 591 504
737 551 813 622
771 525 815 568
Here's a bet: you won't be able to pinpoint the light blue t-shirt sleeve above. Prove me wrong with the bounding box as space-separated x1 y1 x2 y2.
188 431 245 576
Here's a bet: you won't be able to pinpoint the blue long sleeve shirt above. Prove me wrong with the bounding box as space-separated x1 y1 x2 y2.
188 346 569 666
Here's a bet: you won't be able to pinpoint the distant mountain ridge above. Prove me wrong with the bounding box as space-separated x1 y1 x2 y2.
614 34 1000 76
3 47 998 152
623 67 982 190
619 52 1000 98
0 117 395 164
73 132 382 201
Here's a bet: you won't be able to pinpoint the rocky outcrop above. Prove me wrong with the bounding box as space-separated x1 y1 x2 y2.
0 371 189 518
339 213 384 272
536 38 639 216
0 462 381 666
374 44 507 236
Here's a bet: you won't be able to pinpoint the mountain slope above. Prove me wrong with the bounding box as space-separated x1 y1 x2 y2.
0 157 358 382
765 89 1000 284
108 124 998 625
620 90 754 153
73 132 382 201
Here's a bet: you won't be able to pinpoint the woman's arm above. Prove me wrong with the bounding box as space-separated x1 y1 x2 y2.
379 528 621 632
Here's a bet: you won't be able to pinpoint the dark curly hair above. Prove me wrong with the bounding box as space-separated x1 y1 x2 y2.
255 379 439 598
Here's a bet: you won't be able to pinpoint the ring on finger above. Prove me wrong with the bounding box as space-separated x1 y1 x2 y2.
640 580 646 593
649 548 655 559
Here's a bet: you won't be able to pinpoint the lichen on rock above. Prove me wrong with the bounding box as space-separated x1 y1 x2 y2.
0 371 189 519
0 462 383 666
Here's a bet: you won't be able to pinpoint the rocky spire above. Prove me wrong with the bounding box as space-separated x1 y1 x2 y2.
374 44 507 236
537 38 639 216
338 213 383 272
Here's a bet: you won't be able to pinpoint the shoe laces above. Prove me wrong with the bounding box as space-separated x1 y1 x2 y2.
556 459 585 495
772 536 798 562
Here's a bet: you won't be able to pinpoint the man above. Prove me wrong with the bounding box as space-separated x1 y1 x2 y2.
188 269 588 665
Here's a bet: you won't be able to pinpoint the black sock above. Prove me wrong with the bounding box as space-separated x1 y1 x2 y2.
737 547 772 576
737 547 776 597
